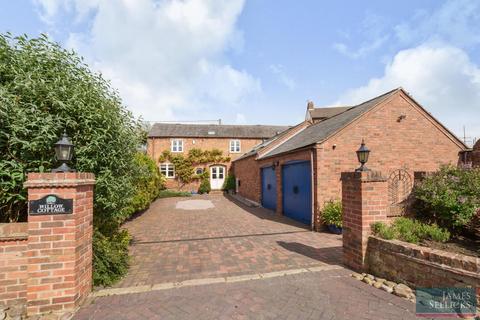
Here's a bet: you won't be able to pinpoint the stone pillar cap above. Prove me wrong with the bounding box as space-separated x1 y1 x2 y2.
24 172 95 188
340 170 386 182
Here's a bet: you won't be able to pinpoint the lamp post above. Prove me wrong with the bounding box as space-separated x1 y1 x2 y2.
355 139 370 172
52 131 74 172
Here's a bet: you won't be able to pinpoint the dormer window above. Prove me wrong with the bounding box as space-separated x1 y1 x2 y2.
230 139 241 153
171 139 183 152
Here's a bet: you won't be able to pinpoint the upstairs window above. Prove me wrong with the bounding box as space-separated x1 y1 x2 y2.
160 163 175 178
171 139 183 152
230 139 241 153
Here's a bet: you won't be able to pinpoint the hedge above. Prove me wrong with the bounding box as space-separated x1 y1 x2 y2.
0 33 164 285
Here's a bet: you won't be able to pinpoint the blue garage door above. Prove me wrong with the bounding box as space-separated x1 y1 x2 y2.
282 161 312 225
261 166 277 211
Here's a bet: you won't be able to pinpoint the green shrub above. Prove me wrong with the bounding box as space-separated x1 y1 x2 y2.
322 199 342 227
123 153 165 221
371 218 450 244
371 222 395 240
413 165 480 232
92 229 131 287
198 171 211 194
0 34 161 286
222 174 236 191
158 190 192 198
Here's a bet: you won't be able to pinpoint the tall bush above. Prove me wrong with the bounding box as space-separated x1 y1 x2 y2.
413 165 480 233
0 33 161 285
222 174 236 191
124 153 165 221
198 171 211 194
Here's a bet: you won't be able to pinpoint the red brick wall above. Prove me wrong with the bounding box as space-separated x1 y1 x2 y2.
316 92 464 223
0 223 28 316
232 155 261 203
473 140 480 167
367 236 480 288
341 171 388 272
148 137 263 190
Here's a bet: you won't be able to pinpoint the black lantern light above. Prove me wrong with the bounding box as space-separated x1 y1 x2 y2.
355 139 370 172
52 131 74 172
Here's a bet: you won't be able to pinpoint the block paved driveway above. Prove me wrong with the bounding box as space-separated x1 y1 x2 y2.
75 268 415 320
75 194 416 319
114 194 342 287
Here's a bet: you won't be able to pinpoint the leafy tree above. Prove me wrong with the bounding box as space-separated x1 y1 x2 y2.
0 33 162 285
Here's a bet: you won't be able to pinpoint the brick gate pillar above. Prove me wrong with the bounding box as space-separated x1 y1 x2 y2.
24 172 95 317
341 171 387 272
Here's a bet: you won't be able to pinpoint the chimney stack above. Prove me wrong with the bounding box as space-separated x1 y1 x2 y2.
307 100 314 110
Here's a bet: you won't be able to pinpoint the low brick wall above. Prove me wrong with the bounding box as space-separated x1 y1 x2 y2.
0 223 28 317
366 236 480 288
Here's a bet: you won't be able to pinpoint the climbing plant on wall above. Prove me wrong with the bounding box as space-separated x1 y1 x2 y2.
158 148 230 189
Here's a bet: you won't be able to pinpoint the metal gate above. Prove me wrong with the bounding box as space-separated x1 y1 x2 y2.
261 166 277 211
388 169 413 217
282 161 311 224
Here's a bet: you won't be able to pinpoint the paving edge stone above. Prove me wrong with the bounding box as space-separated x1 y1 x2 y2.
92 264 344 298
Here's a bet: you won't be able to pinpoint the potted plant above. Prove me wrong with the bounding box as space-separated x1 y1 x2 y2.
322 199 342 234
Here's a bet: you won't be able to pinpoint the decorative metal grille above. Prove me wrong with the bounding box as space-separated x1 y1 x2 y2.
387 169 413 217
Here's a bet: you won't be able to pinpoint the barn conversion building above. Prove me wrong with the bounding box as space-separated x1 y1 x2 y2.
147 123 289 190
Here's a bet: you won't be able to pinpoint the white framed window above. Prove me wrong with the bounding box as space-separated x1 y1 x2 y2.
171 139 183 152
230 139 241 153
160 163 175 178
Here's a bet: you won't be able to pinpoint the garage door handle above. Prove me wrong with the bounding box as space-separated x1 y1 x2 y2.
267 184 271 190
293 186 299 194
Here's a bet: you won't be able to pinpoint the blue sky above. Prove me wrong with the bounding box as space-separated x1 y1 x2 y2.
1 0 479 143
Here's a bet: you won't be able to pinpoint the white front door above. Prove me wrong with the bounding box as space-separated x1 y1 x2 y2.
210 166 225 190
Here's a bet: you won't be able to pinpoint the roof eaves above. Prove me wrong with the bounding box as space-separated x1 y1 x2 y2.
257 125 309 160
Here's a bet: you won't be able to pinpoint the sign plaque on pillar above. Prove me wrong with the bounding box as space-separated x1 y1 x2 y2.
28 194 73 215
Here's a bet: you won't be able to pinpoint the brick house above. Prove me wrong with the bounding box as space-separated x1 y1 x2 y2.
472 140 480 167
232 88 467 229
147 123 289 191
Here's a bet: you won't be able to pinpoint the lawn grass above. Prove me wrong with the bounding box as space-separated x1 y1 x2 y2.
158 189 192 198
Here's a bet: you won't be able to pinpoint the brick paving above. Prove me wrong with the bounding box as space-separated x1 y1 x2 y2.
73 194 419 319
75 268 416 320
114 194 342 287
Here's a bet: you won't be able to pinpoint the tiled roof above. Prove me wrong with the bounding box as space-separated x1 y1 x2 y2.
148 123 290 139
308 106 351 119
260 88 400 159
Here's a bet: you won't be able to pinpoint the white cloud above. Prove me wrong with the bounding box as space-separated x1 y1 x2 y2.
33 0 260 122
269 64 296 90
395 0 480 48
333 12 389 59
339 44 480 141
333 36 388 60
